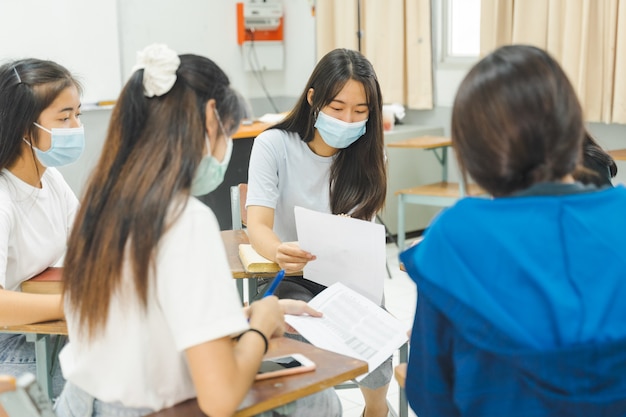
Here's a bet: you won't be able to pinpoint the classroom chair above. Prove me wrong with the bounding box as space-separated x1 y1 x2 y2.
389 136 486 251
230 183 248 230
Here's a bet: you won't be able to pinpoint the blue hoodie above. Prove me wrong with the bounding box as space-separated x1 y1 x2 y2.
400 184 626 417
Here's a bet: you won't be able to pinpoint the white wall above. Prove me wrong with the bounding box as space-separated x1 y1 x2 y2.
61 0 626 210
117 0 316 100
60 0 317 196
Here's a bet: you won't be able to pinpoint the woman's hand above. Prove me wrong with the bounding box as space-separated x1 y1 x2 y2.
275 242 316 273
247 296 285 339
278 299 322 335
278 299 322 317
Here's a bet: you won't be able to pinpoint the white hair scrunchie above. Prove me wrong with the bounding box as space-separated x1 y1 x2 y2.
131 44 181 97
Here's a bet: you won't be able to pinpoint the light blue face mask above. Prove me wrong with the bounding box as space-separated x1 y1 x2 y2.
191 135 232 196
29 123 85 167
314 110 367 149
191 111 233 196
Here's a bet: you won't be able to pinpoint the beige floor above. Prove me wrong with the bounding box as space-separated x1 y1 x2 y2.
336 240 419 417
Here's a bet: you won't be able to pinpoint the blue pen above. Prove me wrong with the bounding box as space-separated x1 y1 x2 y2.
263 269 286 297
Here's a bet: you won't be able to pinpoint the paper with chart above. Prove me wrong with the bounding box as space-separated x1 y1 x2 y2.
285 283 408 381
294 206 386 304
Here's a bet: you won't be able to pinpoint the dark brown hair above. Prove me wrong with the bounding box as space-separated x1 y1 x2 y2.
0 59 82 171
273 48 386 220
63 54 243 339
573 132 617 187
451 45 585 197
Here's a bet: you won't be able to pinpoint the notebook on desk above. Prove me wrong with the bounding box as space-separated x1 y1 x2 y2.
238 244 281 273
20 268 62 295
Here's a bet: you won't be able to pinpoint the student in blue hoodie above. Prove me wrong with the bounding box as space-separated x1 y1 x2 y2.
399 44 626 417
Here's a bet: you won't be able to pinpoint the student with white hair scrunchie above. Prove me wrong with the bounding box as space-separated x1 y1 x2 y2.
54 44 341 417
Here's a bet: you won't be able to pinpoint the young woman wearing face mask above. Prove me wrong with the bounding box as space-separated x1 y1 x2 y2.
0 58 84 397
55 44 341 417
246 48 390 417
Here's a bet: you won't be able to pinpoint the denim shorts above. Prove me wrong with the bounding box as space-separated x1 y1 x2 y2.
54 382 154 417
55 381 341 417
0 333 66 398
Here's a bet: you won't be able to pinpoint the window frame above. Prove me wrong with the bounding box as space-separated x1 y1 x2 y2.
437 0 480 69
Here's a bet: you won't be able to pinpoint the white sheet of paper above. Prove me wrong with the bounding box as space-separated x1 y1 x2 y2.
285 283 408 381
294 206 386 304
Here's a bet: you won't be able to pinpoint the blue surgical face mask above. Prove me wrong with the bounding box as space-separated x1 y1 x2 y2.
314 110 367 149
29 123 85 167
191 111 233 196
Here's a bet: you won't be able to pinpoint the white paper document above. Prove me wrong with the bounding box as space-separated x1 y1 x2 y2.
285 283 409 381
294 206 386 304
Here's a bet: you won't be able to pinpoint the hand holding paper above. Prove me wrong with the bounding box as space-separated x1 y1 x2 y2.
285 283 408 380
294 206 386 304
275 241 315 274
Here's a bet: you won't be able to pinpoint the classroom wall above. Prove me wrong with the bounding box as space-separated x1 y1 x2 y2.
117 0 316 102
59 0 626 232
59 0 315 196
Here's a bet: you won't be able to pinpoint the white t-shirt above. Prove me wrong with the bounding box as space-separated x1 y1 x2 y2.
247 129 333 241
59 197 249 411
0 168 78 291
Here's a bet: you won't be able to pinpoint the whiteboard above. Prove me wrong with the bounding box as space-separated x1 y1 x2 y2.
0 0 122 105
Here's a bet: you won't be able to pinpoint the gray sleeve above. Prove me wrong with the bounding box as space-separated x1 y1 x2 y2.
246 129 284 209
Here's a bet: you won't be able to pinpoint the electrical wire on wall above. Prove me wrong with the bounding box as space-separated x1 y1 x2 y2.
246 29 280 113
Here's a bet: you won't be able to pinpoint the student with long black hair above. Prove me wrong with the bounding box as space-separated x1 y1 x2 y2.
0 58 83 397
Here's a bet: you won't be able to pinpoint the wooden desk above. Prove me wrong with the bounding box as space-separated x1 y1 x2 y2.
609 148 626 161
22 232 270 298
388 135 484 250
387 135 452 150
0 320 67 336
221 229 293 303
0 320 67 399
232 121 274 140
146 337 368 417
222 229 257 301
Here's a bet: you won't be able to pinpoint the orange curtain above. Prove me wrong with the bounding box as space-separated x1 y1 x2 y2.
481 0 626 123
316 0 433 110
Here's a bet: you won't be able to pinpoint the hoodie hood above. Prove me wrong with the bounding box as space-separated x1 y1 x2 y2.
400 185 626 398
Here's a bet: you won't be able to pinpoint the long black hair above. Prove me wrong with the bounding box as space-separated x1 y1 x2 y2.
273 48 387 220
0 59 82 171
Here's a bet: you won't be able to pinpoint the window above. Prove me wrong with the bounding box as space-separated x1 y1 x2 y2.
440 0 481 65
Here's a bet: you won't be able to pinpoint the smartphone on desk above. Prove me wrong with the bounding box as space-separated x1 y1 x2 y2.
255 353 316 380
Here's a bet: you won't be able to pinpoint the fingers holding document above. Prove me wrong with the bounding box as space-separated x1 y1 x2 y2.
275 241 315 273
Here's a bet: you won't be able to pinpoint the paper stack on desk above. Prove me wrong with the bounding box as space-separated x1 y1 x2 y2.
285 283 408 381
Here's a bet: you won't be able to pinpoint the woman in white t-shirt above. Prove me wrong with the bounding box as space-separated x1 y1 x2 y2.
0 58 83 397
55 44 340 417
246 49 390 417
